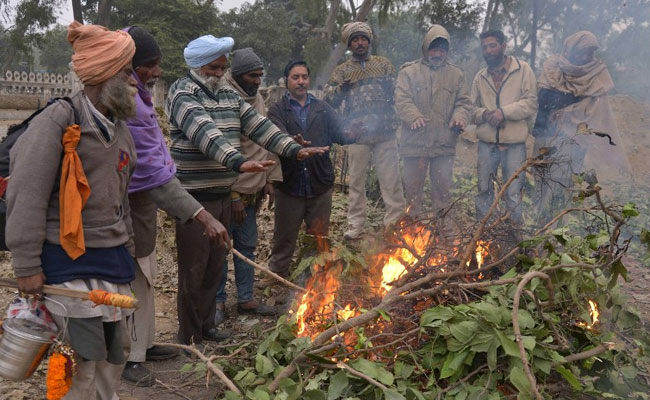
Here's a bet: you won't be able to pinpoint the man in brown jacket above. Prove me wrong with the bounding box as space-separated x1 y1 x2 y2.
470 30 538 225
395 25 471 217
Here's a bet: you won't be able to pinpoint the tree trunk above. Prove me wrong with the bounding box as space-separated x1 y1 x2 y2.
315 0 375 87
482 0 495 31
530 0 540 70
348 0 357 19
324 0 342 40
71 0 83 23
96 0 113 26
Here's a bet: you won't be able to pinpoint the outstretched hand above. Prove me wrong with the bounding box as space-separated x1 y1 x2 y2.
293 134 312 147
297 146 329 161
239 160 276 173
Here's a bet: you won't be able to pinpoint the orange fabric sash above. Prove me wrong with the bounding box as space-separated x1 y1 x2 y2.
59 124 91 260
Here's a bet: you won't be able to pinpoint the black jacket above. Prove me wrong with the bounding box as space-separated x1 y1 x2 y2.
268 94 354 196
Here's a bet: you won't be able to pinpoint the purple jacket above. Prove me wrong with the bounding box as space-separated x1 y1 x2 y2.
127 73 176 193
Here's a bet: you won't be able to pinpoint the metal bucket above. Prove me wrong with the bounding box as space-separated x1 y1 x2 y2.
0 318 56 380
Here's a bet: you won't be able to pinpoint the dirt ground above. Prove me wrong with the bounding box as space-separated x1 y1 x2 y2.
0 94 648 399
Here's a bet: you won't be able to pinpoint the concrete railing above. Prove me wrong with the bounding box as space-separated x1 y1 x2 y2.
0 70 74 100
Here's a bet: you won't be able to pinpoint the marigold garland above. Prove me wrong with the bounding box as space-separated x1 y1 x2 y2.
46 352 72 400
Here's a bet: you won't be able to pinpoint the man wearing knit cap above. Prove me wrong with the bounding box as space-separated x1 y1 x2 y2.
326 22 405 240
121 26 230 386
215 47 280 322
167 35 327 346
7 21 138 398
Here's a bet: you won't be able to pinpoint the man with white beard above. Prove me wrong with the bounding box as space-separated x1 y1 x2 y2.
121 26 229 386
166 35 327 347
7 21 139 399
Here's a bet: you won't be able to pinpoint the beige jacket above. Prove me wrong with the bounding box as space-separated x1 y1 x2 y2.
470 57 538 144
395 25 471 157
224 71 282 195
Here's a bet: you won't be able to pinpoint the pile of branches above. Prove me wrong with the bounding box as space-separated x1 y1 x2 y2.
206 159 649 400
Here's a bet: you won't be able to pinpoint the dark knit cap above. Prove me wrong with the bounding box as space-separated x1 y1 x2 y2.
127 26 162 69
230 48 264 77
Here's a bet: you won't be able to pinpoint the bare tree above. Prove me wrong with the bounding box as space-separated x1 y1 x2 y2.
71 0 83 22
96 0 113 26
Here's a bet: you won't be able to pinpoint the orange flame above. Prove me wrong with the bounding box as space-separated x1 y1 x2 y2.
577 300 600 329
293 224 492 344
337 304 356 321
295 263 343 338
379 227 431 294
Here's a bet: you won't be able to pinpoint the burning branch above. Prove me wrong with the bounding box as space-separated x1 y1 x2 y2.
460 157 547 269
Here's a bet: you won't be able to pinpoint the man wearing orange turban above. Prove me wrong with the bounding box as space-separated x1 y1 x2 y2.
7 21 139 399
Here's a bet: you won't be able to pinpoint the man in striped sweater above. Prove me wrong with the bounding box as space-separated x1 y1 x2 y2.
166 35 326 346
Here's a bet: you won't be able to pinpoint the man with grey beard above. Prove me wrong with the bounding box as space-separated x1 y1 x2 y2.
167 35 327 346
7 21 139 398
395 25 471 219
121 26 230 386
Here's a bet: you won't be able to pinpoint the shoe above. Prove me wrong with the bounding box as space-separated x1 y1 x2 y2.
214 303 227 325
121 361 154 387
202 327 233 342
237 299 278 316
343 227 364 240
145 345 178 361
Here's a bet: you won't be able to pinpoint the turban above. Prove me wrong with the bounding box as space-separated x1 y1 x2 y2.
67 21 135 85
341 22 373 46
126 26 162 69
184 35 234 68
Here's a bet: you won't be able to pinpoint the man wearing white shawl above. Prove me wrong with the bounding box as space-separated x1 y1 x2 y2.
533 31 632 221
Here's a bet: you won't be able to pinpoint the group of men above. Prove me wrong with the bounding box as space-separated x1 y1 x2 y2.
7 17 622 399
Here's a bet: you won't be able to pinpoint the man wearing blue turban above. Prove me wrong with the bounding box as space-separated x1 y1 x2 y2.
166 35 328 346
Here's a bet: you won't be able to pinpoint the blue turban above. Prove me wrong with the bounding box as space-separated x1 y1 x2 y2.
184 35 234 68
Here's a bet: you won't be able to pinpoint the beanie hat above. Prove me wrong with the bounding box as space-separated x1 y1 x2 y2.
230 48 264 77
127 26 161 69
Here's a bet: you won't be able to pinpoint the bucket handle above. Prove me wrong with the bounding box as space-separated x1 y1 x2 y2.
42 296 69 342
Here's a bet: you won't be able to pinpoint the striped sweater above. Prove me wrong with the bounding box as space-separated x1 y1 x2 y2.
166 70 301 194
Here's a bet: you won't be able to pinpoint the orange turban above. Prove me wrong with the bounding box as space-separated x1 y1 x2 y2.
67 21 135 85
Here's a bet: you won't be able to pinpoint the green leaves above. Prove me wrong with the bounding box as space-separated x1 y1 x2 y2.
255 354 275 376
623 203 640 217
327 371 348 399
556 365 583 390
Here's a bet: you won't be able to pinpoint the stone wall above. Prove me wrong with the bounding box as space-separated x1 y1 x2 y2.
0 70 74 102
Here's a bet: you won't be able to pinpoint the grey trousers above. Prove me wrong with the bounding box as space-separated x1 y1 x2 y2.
346 140 405 229
127 250 157 362
475 141 526 224
402 155 454 216
51 315 128 400
176 196 230 344
269 188 333 277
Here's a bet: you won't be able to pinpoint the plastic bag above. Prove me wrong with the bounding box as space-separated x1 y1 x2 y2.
5 297 58 332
